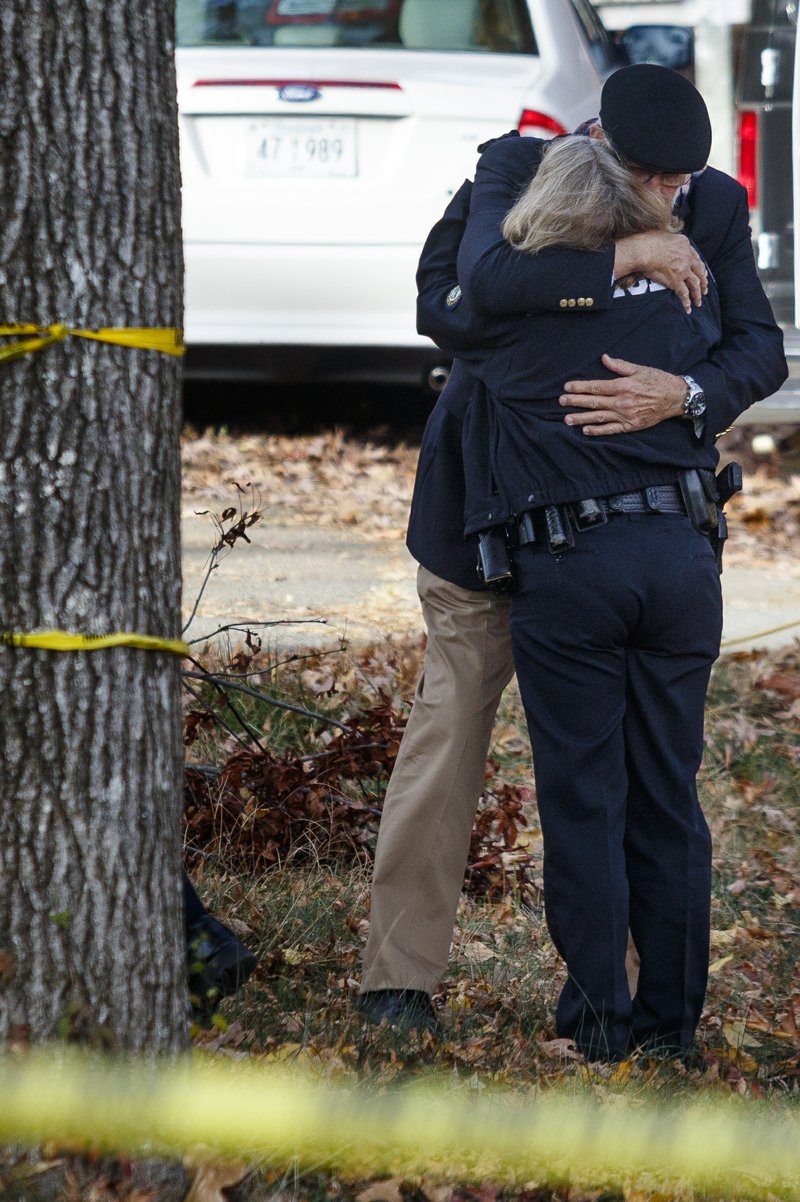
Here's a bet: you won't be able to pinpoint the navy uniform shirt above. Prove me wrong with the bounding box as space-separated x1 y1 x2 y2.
462 273 722 531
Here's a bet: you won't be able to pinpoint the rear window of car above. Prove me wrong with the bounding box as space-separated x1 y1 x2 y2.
176 0 538 54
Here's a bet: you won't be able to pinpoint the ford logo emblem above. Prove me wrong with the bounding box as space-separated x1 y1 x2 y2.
278 84 321 103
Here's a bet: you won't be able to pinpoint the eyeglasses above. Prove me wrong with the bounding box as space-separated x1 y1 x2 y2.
622 162 693 189
602 135 692 188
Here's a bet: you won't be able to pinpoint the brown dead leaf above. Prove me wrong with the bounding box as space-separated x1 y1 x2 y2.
451 1186 501 1202
357 1179 407 1202
741 1016 799 1044
738 504 773 527
723 1019 762 1049
461 941 496 963
709 927 743 948
195 1019 247 1053
757 671 800 699
537 1038 581 1061
184 1160 249 1202
300 669 337 696
223 916 256 939
420 1181 454 1202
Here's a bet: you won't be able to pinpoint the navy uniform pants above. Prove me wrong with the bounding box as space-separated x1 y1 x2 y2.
509 512 722 1060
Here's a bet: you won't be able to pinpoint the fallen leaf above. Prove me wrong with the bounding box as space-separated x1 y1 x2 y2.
184 1160 249 1202
709 927 742 948
537 1038 581 1060
742 1017 798 1044
757 671 800 699
708 954 735 974
609 1059 634 1083
356 1179 407 1202
744 926 781 941
720 1046 760 1073
421 1181 454 1202
723 1019 762 1049
283 947 312 965
462 942 496 963
727 879 748 895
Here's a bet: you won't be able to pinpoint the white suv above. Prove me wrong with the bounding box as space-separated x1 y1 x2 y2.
176 0 620 387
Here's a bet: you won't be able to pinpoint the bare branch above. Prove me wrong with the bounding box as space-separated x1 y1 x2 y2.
185 618 332 647
182 679 255 752
181 666 353 734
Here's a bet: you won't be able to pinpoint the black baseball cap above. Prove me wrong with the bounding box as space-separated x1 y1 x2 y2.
599 64 712 174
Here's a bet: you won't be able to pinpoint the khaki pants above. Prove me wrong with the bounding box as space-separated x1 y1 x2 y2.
359 565 643 999
360 565 515 994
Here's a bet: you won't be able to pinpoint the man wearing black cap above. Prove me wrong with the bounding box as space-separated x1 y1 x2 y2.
358 65 787 1043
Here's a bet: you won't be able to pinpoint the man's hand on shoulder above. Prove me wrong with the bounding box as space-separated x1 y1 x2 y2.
560 354 687 435
614 232 708 314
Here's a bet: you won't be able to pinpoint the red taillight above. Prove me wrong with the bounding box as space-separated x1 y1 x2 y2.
518 109 568 139
737 109 758 209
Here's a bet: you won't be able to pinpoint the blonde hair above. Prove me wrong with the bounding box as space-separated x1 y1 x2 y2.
502 135 680 255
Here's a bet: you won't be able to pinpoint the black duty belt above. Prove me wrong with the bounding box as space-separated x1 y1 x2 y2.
515 484 686 552
603 484 685 515
477 467 743 595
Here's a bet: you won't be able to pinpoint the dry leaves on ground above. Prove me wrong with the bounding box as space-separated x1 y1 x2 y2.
182 428 417 539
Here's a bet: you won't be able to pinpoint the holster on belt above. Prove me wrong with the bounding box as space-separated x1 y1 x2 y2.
679 463 742 572
709 462 743 572
476 525 517 595
678 468 717 532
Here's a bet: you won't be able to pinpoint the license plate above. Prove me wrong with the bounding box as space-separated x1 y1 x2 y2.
245 119 358 178
274 0 336 15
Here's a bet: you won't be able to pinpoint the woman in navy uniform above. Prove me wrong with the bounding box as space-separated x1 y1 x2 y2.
463 134 722 1060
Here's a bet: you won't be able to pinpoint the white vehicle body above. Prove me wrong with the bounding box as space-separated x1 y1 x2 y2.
176 0 616 383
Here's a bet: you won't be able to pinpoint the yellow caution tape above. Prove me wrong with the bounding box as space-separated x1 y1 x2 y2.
0 1052 799 1197
1 630 189 656
0 322 184 362
721 616 800 649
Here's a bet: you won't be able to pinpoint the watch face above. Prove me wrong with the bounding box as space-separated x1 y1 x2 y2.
682 377 706 419
684 394 707 418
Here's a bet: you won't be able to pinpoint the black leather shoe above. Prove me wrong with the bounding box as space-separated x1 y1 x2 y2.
357 989 438 1033
187 915 258 1026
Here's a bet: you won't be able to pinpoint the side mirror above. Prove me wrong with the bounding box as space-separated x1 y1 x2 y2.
620 25 694 71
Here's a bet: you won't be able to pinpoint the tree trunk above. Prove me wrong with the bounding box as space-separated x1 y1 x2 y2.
0 0 187 1051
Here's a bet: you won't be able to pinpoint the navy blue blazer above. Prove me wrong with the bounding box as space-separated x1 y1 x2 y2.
407 133 788 590
463 277 722 530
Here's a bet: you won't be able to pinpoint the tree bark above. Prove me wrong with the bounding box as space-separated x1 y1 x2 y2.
0 0 187 1051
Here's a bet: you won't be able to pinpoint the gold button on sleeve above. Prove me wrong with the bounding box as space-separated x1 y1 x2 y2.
586 297 594 307
559 299 568 308
568 299 577 308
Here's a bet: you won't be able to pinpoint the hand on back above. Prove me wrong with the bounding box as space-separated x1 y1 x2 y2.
614 232 708 314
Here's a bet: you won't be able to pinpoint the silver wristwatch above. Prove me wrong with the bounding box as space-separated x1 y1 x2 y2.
680 374 707 420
